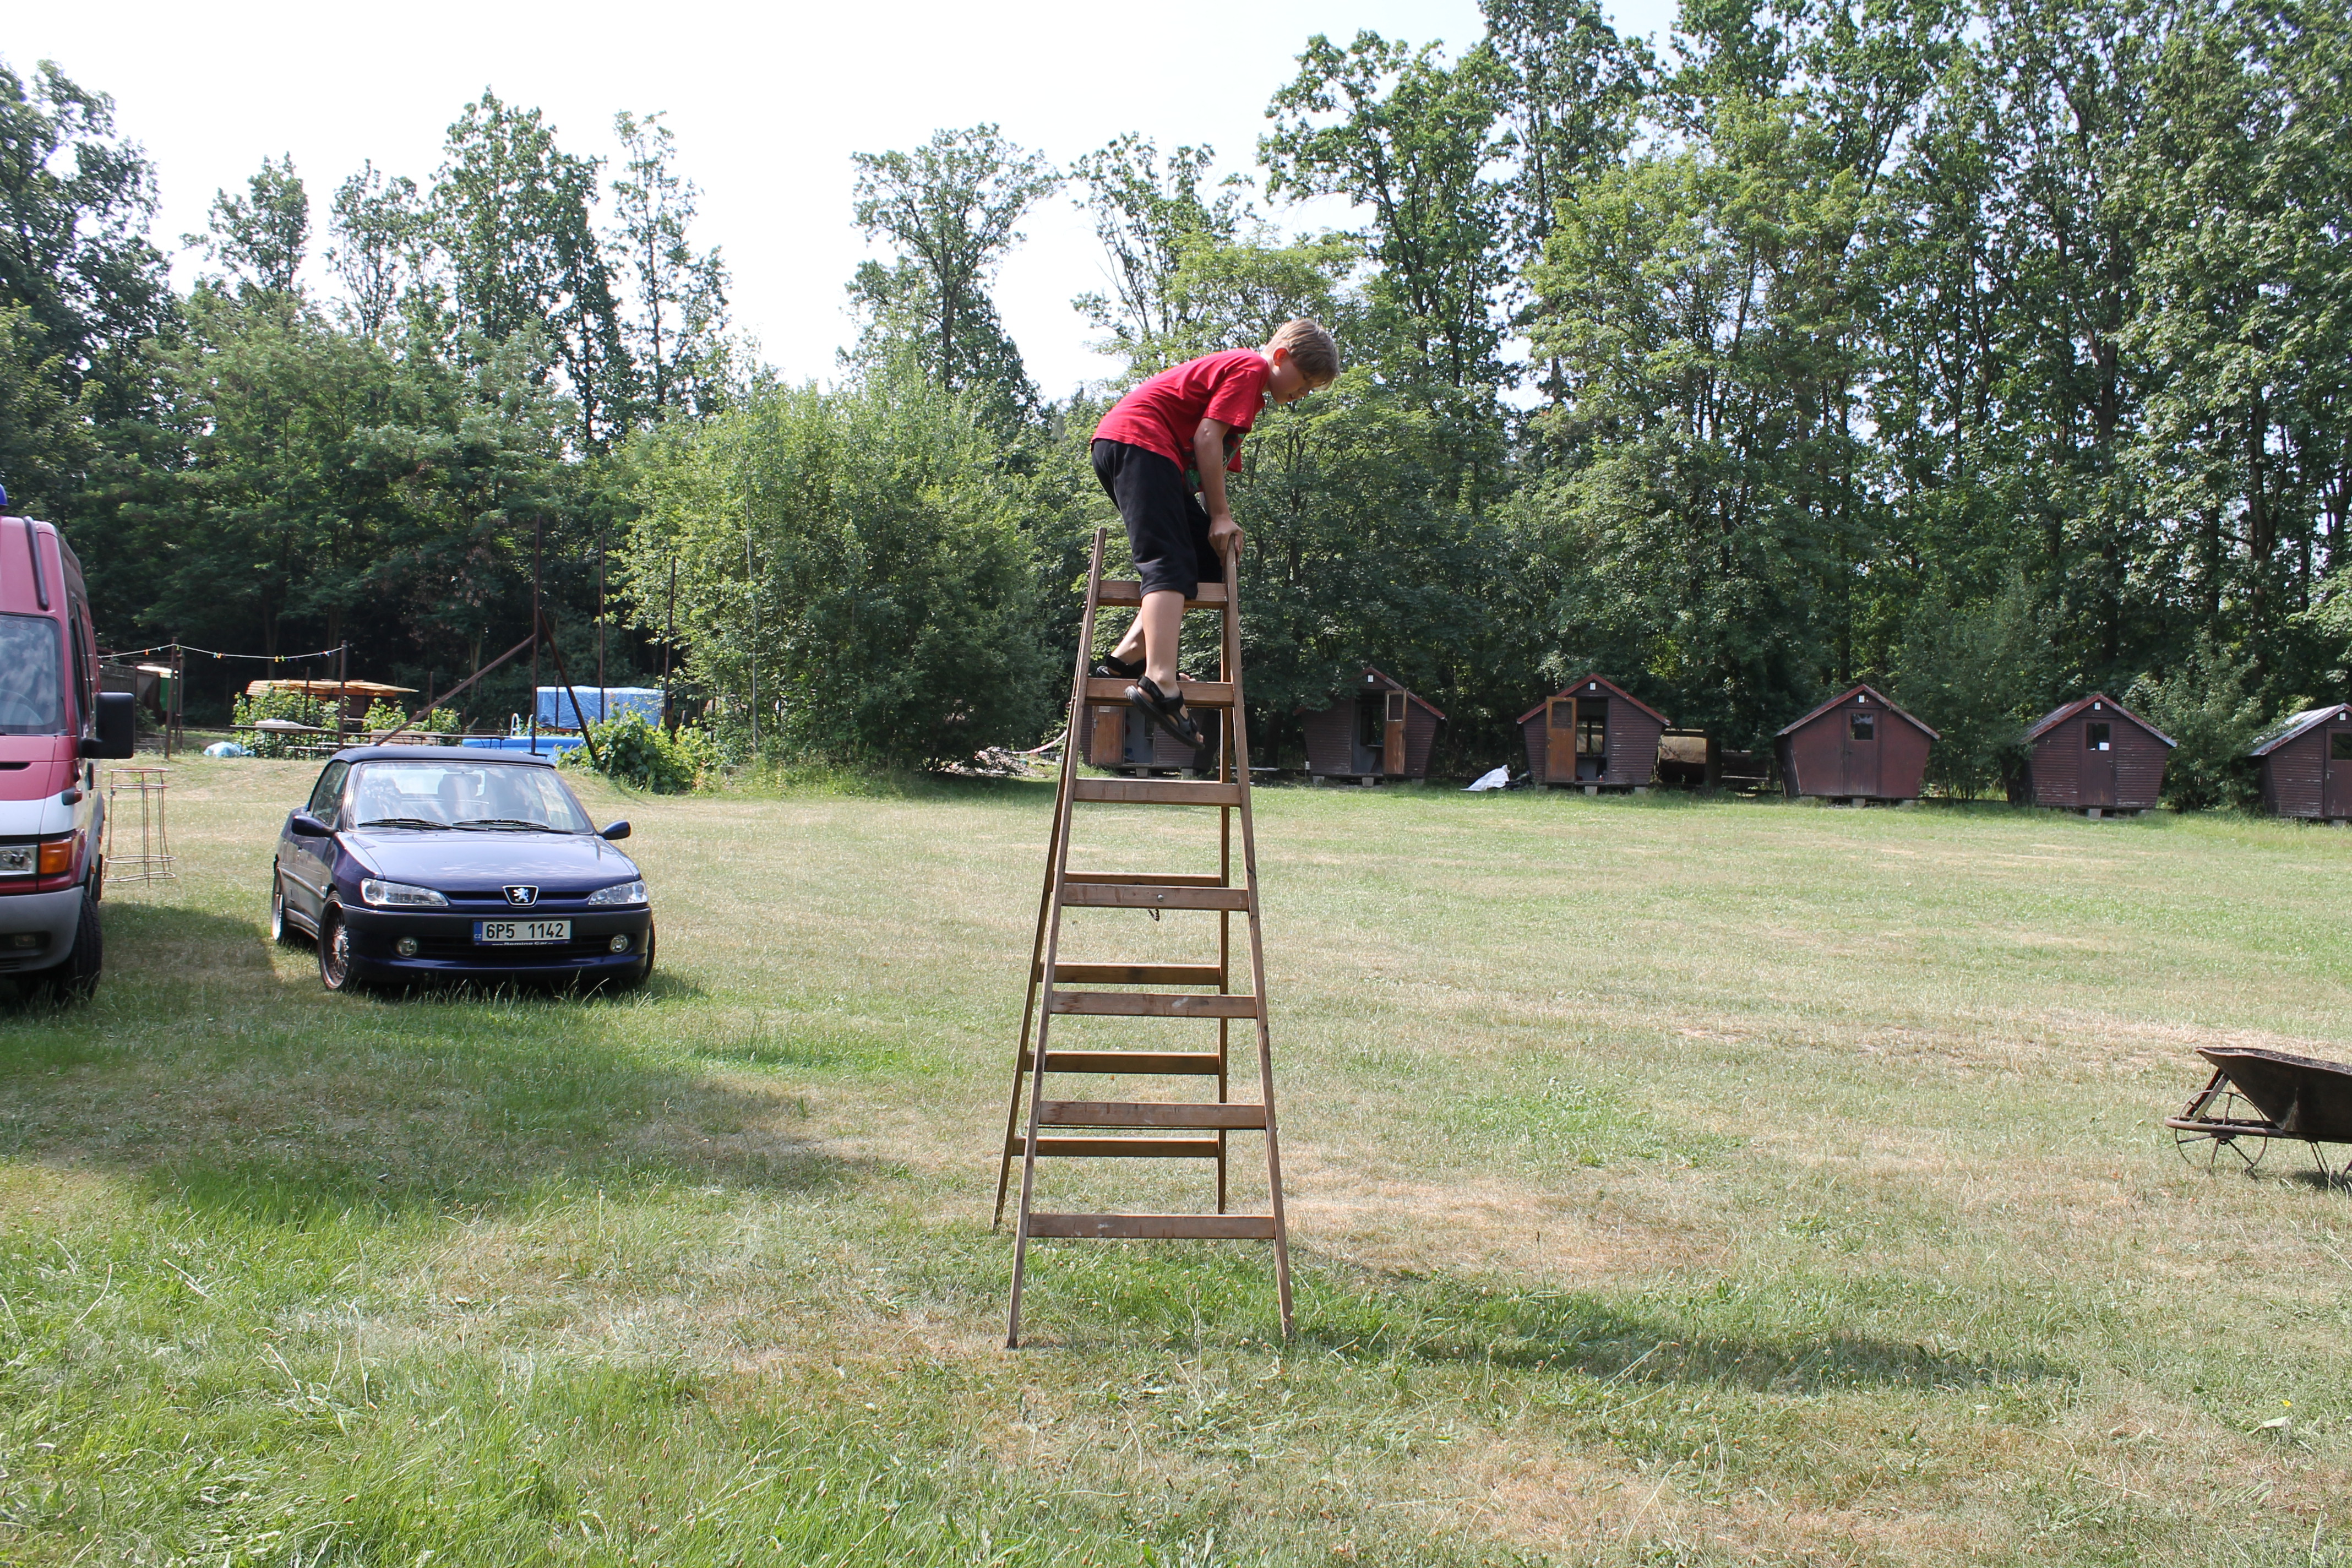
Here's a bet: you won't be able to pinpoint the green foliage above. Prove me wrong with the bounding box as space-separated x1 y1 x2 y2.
1894 576 2056 799
621 366 1057 768
359 700 456 737
230 687 330 757
2128 636 2267 811
559 709 710 792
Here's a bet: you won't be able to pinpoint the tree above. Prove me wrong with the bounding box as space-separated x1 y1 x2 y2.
848 124 1057 415
622 364 1057 766
1068 134 1246 364
609 110 729 418
327 161 423 336
191 153 308 298
432 91 630 448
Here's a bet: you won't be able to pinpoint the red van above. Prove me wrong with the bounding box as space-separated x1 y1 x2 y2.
0 498 134 1000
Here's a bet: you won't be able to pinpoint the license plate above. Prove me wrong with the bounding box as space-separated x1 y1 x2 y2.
473 919 571 945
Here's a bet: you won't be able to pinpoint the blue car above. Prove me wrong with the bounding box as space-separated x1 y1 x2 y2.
270 747 655 992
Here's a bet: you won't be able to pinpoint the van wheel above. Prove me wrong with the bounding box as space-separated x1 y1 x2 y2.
46 884 102 1004
318 905 362 992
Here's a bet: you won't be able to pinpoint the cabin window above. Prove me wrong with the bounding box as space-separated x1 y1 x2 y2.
1849 712 1875 742
1550 702 1573 728
2333 732 2352 761
1576 707 1607 758
2086 722 2111 752
1386 692 1406 724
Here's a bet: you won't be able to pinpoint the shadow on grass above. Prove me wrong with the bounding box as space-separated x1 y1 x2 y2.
0 902 878 1225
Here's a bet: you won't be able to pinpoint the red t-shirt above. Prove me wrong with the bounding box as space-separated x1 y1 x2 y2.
1093 349 1270 476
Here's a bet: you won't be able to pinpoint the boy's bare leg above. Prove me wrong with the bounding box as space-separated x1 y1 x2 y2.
1110 590 1185 689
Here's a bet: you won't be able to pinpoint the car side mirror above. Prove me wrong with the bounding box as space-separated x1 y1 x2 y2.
79 692 135 760
288 812 332 839
599 820 631 841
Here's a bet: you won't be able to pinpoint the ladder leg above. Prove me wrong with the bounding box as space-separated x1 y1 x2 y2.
1222 548 1293 1336
994 753 1072 1227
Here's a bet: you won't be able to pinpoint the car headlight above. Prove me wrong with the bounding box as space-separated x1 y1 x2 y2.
360 878 448 908
0 845 31 877
585 879 647 906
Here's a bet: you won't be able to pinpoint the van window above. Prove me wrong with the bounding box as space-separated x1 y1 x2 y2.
0 614 64 735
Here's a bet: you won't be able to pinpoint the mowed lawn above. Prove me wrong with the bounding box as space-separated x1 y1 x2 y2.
4 757 2350 1566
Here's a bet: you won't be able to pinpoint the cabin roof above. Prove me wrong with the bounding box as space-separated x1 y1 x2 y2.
2249 703 2352 757
1298 666 1446 722
1515 673 1669 727
2025 692 2175 748
1774 683 1941 741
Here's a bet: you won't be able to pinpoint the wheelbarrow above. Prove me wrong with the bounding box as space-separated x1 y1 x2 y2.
2166 1046 2352 1184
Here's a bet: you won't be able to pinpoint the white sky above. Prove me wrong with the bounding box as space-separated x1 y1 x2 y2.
13 0 1680 396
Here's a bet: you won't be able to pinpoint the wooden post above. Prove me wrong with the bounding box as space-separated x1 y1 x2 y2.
662 558 677 733
530 518 542 751
595 531 607 711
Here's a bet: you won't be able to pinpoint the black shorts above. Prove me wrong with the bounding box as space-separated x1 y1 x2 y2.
1093 439 1223 600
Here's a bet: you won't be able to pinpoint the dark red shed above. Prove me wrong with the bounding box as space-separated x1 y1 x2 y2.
1774 684 1937 803
1515 675 1668 790
1082 699 1211 773
2023 693 2173 814
1298 667 1444 783
2249 702 2352 823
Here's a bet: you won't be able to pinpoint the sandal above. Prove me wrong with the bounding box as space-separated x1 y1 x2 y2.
1092 652 1144 680
1126 676 1205 749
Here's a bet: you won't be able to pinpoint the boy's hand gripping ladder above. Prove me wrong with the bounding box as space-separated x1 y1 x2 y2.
993 527 1292 1347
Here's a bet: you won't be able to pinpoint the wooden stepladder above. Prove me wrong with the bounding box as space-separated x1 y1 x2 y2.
994 527 1292 1347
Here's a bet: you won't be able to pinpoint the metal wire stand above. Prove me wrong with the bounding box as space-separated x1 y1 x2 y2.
104 766 177 886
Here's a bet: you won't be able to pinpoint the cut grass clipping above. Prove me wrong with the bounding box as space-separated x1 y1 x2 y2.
2 760 2349 1564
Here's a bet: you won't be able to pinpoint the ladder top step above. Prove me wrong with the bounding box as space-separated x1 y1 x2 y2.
1061 873 1226 888
1038 1099 1267 1129
1072 778 1243 807
1050 991 1261 1018
1025 1212 1277 1240
1084 677 1234 707
1007 1136 1224 1158
1096 580 1229 611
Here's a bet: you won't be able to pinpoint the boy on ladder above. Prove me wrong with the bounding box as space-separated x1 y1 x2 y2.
1089 320 1339 745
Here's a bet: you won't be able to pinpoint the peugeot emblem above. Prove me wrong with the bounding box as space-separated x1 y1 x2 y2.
503 885 538 907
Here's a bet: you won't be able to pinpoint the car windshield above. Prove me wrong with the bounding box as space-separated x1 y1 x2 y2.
0 613 64 736
344 760 594 832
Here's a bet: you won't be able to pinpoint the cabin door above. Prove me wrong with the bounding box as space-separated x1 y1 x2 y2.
1383 692 1407 775
1087 704 1126 767
2081 719 2117 808
1576 699 1608 781
2326 725 2352 819
1842 707 1881 797
1546 700 1577 783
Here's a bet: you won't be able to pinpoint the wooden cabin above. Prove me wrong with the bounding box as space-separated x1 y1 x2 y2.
1516 676 1667 791
1298 667 1443 783
1082 699 1213 774
1774 684 1937 803
2249 702 2352 823
2023 693 2173 815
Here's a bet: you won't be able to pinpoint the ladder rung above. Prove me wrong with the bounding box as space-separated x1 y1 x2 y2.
1038 1100 1266 1129
1095 581 1229 611
1063 873 1226 888
1022 1050 1224 1074
1025 1213 1276 1240
1006 1136 1223 1158
1082 677 1234 707
1051 992 1261 1019
1063 883 1247 911
1071 778 1242 807
1035 962 1227 986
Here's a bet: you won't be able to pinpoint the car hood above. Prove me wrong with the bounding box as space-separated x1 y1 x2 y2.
342 828 641 891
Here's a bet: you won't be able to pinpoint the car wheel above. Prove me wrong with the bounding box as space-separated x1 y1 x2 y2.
43 883 103 1004
318 905 363 993
269 867 300 945
609 922 656 992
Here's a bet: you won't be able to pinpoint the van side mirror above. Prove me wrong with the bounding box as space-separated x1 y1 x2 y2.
599 820 631 841
80 692 135 760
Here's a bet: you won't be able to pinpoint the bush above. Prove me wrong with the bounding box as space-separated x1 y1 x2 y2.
559 710 712 793
1893 575 2055 799
2128 635 2267 810
229 688 330 758
359 699 459 738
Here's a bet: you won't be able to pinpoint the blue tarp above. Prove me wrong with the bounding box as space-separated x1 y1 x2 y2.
461 734 587 755
532 686 663 729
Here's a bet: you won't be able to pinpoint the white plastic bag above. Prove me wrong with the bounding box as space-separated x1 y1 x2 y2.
1464 765 1511 792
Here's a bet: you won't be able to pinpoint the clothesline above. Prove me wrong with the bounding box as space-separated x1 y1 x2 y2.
97 641 353 663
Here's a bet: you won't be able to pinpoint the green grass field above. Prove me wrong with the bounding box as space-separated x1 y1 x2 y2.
4 759 2349 1566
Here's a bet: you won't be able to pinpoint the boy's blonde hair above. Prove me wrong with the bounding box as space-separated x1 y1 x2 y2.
1268 319 1339 385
